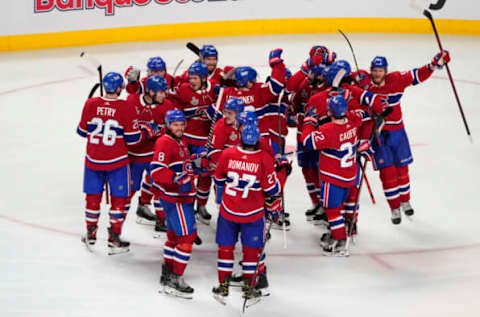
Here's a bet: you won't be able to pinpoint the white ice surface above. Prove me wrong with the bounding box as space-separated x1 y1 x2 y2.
1 33 479 317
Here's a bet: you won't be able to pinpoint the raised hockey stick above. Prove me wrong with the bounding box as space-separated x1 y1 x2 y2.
409 1 473 143
80 52 110 204
186 42 201 56
170 59 184 88
338 29 361 75
242 220 274 314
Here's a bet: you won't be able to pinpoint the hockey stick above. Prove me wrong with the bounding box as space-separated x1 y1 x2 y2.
204 87 224 154
186 42 201 56
170 59 184 88
346 107 393 249
409 1 473 143
276 89 288 248
242 220 274 315
338 29 361 75
363 171 376 204
80 52 110 204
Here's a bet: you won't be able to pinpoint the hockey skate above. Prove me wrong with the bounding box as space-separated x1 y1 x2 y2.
305 203 322 221
164 273 194 299
254 271 270 296
313 212 329 227
81 225 97 251
159 264 171 292
242 279 262 308
107 227 130 255
135 197 157 225
196 205 212 225
154 218 167 232
319 231 333 249
401 201 414 216
391 208 402 224
212 278 230 305
323 239 349 257
345 217 358 245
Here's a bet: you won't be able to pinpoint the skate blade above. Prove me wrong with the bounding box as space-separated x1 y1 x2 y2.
257 287 270 297
136 217 156 226
322 250 350 257
212 293 227 305
271 225 290 231
244 296 262 308
164 287 193 299
108 246 130 255
153 232 167 239
195 215 211 225
314 220 329 227
81 238 95 253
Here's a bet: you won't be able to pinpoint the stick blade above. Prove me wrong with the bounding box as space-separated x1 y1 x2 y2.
186 42 200 56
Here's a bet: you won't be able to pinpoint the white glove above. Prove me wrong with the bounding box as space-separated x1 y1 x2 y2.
125 66 141 83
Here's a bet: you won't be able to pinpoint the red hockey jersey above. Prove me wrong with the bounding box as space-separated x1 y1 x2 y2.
126 74 175 95
77 96 144 171
302 111 364 188
150 134 196 203
352 65 434 131
215 146 281 223
126 93 175 163
207 118 241 162
170 81 217 146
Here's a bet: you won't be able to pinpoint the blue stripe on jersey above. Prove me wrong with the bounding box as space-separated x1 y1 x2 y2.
124 131 142 145
387 93 403 105
360 90 375 107
268 76 284 95
205 104 223 121
303 134 315 150
411 68 420 86
264 183 280 197
77 126 87 138
169 162 184 173
214 177 226 187
183 107 197 118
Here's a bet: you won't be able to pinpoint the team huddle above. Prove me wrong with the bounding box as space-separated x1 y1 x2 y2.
77 43 451 302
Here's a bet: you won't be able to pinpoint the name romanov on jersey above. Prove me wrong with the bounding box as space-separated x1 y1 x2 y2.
228 159 260 173
340 127 357 142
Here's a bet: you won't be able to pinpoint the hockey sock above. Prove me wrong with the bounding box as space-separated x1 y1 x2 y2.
396 165 411 203
85 194 102 229
217 245 235 283
196 174 212 206
125 192 135 215
325 207 347 241
109 196 126 235
153 198 166 220
242 246 261 286
379 165 401 210
302 167 320 205
140 174 154 205
344 187 359 220
164 231 176 271
173 243 193 276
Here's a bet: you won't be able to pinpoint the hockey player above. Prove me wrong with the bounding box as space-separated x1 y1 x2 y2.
212 48 286 136
290 64 329 221
125 56 175 95
77 72 154 255
302 95 365 256
126 76 175 232
170 62 218 224
177 44 233 85
150 109 197 298
352 50 451 224
212 122 282 302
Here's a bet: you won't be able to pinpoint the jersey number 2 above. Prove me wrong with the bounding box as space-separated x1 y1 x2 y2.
339 142 355 168
89 118 119 146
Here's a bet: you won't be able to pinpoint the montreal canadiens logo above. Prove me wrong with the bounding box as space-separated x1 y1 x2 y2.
183 161 194 174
